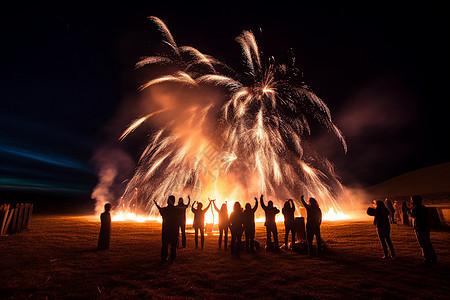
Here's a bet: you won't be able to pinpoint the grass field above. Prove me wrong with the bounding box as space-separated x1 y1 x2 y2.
1 215 449 299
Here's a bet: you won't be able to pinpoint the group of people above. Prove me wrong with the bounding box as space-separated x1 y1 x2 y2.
150 194 323 263
367 195 438 266
97 193 438 267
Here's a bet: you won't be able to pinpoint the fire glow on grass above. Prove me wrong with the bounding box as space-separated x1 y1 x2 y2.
111 17 351 222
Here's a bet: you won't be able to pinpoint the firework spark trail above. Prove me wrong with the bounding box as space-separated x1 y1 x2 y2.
116 17 348 221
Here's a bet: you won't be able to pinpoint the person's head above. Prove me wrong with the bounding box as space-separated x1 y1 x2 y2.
410 195 422 206
221 203 227 211
197 202 203 209
372 200 377 207
376 200 386 209
233 201 242 212
104 203 112 212
167 195 175 206
310 198 318 207
178 197 184 204
268 200 274 207
245 203 251 211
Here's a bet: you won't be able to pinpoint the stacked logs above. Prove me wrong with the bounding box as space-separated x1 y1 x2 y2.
0 203 33 236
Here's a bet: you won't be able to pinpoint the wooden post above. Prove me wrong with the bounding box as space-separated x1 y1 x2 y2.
1 205 10 236
26 204 33 229
11 204 19 233
16 203 25 233
21 204 29 231
3 209 14 236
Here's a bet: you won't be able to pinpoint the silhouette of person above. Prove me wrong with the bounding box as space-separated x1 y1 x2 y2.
367 200 395 259
282 199 296 250
212 199 229 250
260 195 280 251
97 203 112 251
191 199 212 249
154 196 183 263
408 195 437 266
401 200 410 225
176 196 190 248
300 195 323 256
229 201 244 255
243 197 258 252
393 200 401 224
384 198 396 224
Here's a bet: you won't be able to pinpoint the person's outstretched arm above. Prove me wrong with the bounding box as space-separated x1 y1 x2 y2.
211 199 219 213
187 195 191 207
260 195 266 210
290 199 295 211
154 200 161 210
253 197 258 212
191 201 197 213
300 195 308 208
204 200 212 212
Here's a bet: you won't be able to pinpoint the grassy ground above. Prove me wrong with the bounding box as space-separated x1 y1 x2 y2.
1 215 449 299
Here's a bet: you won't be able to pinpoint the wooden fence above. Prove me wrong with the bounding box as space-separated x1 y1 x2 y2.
0 203 33 236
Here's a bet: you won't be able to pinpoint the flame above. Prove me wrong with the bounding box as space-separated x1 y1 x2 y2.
111 200 351 223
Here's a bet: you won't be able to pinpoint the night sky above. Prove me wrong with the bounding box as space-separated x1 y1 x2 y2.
1 1 449 200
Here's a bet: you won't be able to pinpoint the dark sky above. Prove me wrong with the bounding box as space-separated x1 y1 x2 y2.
1 0 449 198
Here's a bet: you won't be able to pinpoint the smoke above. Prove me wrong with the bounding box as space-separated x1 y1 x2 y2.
90 147 135 215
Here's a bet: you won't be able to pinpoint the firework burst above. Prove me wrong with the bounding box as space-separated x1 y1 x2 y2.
117 17 348 221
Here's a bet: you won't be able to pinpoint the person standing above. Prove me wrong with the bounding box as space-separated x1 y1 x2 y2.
212 199 229 250
408 195 437 266
282 199 296 250
260 195 280 251
154 196 183 263
229 201 244 255
243 197 258 252
191 199 212 249
385 198 396 224
300 195 324 256
97 203 112 251
367 200 395 259
176 196 190 248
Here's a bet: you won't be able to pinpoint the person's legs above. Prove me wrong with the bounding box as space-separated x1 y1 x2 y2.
306 226 314 255
284 226 289 250
273 227 279 249
181 223 186 248
200 227 205 249
385 232 395 257
291 228 296 248
416 230 437 263
377 229 389 257
194 227 199 248
218 228 223 249
315 227 323 255
224 228 228 250
236 231 242 255
161 241 169 263
170 239 177 262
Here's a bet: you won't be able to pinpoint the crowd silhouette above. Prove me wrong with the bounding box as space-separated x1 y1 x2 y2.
98 193 439 267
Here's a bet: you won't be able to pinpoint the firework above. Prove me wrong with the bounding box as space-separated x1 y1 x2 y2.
116 17 348 222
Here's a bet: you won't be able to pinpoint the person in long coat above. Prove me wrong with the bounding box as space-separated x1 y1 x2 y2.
282 199 296 250
229 201 244 255
98 203 112 251
243 197 258 252
212 200 229 250
301 195 323 256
